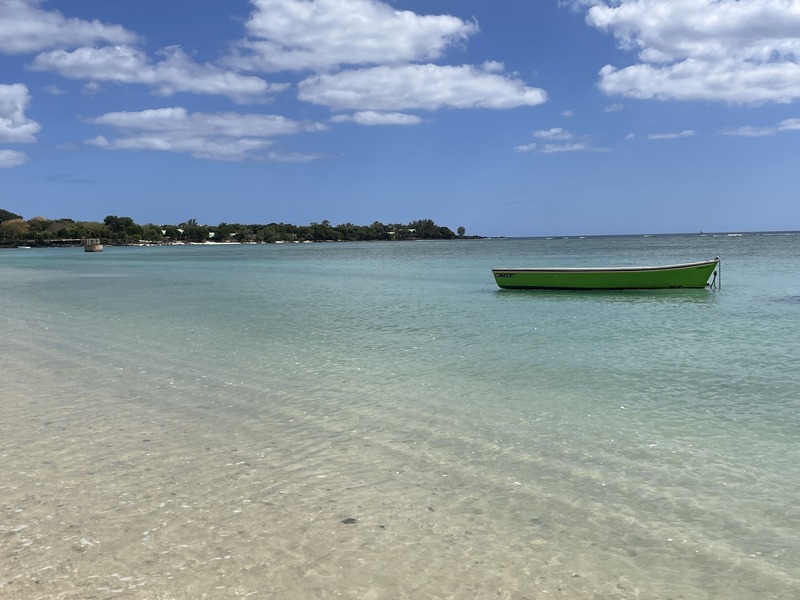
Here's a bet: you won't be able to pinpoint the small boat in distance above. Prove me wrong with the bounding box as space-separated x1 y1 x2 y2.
492 258 720 290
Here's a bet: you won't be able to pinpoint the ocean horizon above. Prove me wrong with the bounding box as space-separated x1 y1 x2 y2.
3 233 799 599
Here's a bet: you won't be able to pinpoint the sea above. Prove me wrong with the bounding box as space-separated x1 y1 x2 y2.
2 233 799 599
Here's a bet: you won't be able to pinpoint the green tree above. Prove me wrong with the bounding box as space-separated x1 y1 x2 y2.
0 218 30 239
104 215 142 241
47 219 80 240
75 221 105 237
162 225 181 241
27 217 52 236
179 220 210 242
141 224 165 242
0 209 23 223
407 219 455 240
457 226 466 237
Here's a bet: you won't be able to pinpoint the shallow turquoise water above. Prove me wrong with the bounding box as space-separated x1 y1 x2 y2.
2 233 799 598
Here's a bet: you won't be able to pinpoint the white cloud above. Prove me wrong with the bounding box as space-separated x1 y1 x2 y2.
781 118 800 130
0 0 138 54
721 125 774 137
331 111 423 126
722 117 800 136
86 135 108 147
539 142 601 153
647 129 696 140
81 81 103 95
44 84 65 95
86 107 327 161
599 60 800 104
227 0 478 72
517 127 608 153
560 0 601 10
514 142 537 153
32 45 148 82
299 63 547 111
533 127 573 140
6 0 545 143
92 134 273 161
32 45 280 103
264 151 323 162
3 0 550 163
151 47 286 100
0 83 40 143
0 148 28 167
0 2 279 103
586 0 800 103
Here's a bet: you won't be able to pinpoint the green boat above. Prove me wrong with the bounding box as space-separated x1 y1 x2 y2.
492 258 720 290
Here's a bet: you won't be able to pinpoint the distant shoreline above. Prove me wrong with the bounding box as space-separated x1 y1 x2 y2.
4 229 799 250
0 237 489 250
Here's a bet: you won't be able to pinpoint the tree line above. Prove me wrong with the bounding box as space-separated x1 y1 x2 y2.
0 209 471 246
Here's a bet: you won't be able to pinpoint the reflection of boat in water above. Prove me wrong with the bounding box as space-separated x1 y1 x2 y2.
492 258 720 290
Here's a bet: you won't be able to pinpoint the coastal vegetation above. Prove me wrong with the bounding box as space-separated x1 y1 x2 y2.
0 209 471 247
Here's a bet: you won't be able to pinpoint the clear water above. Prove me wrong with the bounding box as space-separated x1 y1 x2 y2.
2 234 799 599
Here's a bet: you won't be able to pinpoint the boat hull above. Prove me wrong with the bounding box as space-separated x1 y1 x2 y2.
492 258 719 290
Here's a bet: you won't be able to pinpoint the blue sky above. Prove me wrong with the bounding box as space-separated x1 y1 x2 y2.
1 0 799 237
